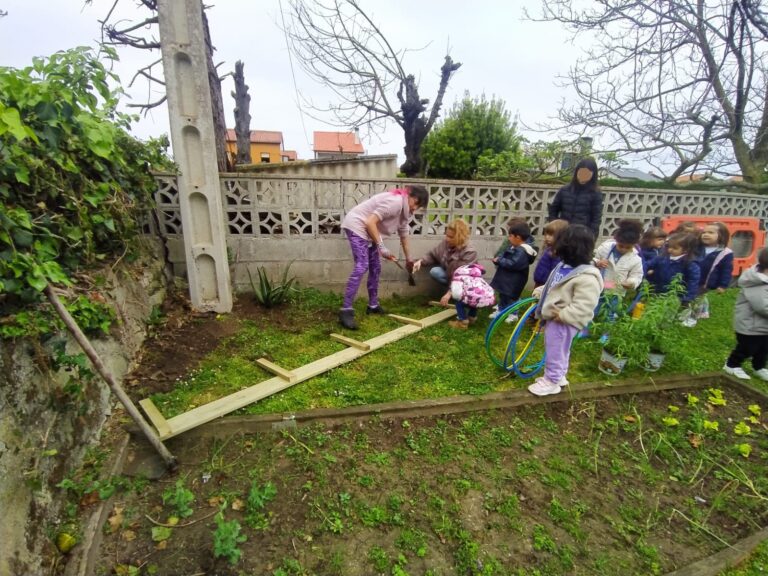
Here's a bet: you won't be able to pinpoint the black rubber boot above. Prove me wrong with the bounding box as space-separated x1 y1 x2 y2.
338 309 359 330
366 305 387 315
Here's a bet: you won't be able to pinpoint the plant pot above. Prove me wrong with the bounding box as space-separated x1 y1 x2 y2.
598 348 627 376
644 351 665 372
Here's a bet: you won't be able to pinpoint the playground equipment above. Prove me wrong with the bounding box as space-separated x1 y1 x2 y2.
484 298 546 379
660 216 765 276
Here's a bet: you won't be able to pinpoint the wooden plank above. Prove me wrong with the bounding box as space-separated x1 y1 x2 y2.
139 398 172 438
160 307 456 439
387 314 424 327
329 333 371 351
255 358 296 382
663 526 768 576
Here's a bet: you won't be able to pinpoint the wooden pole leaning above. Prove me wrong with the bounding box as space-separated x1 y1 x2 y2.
44 286 177 470
139 306 457 440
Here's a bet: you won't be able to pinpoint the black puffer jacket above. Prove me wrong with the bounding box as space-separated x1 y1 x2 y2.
547 184 603 238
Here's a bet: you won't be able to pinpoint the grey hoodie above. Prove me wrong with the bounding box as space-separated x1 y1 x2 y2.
734 266 768 335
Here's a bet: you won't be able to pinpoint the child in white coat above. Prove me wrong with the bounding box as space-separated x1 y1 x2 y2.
593 219 644 296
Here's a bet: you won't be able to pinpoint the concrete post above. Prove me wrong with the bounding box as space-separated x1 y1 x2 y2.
156 0 232 313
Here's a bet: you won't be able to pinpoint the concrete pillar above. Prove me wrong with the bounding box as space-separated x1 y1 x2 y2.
156 0 232 313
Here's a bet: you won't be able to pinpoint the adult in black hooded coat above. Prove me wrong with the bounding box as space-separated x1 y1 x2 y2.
547 157 603 238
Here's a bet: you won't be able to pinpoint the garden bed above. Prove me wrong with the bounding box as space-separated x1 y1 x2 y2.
91 376 768 575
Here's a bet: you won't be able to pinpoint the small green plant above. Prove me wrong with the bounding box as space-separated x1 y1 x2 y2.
245 480 277 529
162 479 195 518
213 510 247 565
596 279 684 368
247 262 298 307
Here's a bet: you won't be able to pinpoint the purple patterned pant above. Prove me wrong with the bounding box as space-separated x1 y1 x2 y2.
342 230 381 309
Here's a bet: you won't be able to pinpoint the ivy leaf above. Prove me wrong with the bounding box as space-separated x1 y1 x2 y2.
12 228 34 248
1 107 29 141
14 165 30 185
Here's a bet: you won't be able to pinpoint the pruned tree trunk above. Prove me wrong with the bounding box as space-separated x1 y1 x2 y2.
232 60 252 165
399 56 461 177
202 8 231 171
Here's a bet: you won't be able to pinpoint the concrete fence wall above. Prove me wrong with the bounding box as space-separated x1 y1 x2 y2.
146 174 768 297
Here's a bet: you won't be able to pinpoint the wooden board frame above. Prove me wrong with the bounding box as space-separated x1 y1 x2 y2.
139 307 457 440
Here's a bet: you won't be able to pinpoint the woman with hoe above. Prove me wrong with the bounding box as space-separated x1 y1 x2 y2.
338 185 429 330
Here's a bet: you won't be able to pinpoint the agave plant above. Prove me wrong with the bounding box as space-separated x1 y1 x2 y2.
247 262 298 308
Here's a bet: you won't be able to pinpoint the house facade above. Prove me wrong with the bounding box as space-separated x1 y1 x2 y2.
226 129 298 165
313 131 365 159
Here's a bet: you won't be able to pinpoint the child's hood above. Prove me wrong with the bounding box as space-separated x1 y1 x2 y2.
738 266 768 289
558 264 603 287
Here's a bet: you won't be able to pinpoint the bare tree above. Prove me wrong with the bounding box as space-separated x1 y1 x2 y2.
232 60 252 165
284 0 461 176
530 0 768 189
90 0 231 171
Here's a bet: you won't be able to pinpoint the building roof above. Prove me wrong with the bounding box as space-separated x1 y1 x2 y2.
604 166 662 181
282 150 298 161
313 131 364 154
225 129 284 146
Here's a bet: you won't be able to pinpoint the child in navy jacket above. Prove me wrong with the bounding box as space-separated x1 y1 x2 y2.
646 232 701 304
491 221 538 315
698 222 734 293
639 226 667 272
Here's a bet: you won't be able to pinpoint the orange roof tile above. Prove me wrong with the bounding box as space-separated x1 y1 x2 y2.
225 129 283 145
313 131 364 154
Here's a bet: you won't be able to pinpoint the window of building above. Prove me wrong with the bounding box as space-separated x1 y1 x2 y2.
261 152 270 163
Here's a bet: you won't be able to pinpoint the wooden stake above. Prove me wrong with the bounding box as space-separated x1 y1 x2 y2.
44 286 177 470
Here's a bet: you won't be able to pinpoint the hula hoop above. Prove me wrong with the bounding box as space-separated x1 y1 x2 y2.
504 301 545 379
484 297 536 368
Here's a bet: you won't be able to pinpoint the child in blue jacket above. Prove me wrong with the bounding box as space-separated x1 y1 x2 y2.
490 221 538 321
646 232 701 305
698 222 734 293
639 226 667 272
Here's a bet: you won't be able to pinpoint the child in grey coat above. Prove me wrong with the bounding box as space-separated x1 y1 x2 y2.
723 248 768 381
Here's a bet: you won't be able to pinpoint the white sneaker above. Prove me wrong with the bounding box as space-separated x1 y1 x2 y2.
558 377 570 388
504 314 519 324
528 377 562 396
754 368 768 381
723 364 750 380
489 308 500 319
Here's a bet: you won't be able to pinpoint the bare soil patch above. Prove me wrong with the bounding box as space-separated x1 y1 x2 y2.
95 383 768 576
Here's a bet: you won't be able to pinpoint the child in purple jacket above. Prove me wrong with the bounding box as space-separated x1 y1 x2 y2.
534 219 569 287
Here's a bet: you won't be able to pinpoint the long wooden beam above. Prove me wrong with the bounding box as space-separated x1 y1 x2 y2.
140 307 456 439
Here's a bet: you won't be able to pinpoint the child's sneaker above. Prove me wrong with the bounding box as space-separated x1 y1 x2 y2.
468 316 478 325
489 306 500 319
723 364 750 380
448 319 469 329
528 377 562 396
754 368 768 381
558 377 570 388
504 314 519 324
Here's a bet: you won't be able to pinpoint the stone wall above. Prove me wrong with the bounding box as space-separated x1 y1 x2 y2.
147 174 768 296
0 239 168 576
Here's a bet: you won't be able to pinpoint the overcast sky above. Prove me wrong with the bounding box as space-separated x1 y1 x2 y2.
0 0 583 162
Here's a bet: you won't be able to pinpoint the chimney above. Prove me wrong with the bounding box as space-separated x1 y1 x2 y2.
353 127 361 146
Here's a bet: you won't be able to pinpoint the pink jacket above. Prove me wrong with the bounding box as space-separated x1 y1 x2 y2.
451 264 496 308
341 189 411 240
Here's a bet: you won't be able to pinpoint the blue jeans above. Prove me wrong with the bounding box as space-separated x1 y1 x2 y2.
456 301 478 321
430 266 448 285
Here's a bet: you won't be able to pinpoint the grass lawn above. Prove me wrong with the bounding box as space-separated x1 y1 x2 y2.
78 285 768 575
148 286 764 418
